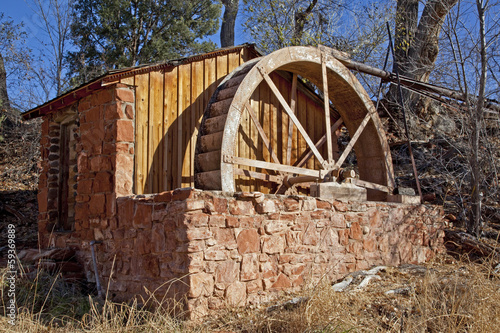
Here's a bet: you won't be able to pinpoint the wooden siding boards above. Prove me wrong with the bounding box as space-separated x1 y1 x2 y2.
128 46 330 195
131 50 251 194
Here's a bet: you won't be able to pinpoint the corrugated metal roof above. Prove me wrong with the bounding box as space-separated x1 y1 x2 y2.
22 44 262 120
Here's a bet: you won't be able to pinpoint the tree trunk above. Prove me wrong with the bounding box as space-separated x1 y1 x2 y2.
292 0 317 46
220 0 239 47
389 0 458 114
0 52 10 112
468 0 487 237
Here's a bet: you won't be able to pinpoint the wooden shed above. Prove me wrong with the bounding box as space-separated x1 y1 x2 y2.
24 43 399 235
20 45 443 317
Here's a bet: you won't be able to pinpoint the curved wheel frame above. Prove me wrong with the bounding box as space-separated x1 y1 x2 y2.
198 46 395 200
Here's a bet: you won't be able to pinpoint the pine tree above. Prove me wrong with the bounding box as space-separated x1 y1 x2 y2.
68 0 221 85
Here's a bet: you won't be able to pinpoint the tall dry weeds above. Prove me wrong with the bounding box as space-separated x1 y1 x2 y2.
1 254 499 332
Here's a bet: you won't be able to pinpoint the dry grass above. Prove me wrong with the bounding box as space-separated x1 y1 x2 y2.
1 254 499 332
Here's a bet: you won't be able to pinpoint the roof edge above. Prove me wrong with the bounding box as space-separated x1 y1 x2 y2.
22 43 261 120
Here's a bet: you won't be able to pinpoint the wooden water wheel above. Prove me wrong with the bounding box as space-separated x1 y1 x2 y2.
195 46 395 201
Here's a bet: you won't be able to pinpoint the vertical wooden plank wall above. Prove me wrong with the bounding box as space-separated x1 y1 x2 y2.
131 49 251 194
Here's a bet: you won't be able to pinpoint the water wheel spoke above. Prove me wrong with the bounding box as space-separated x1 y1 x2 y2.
286 73 298 166
244 102 281 165
225 155 323 178
296 117 344 168
259 69 326 168
322 53 334 164
234 168 282 184
351 179 391 193
333 112 372 170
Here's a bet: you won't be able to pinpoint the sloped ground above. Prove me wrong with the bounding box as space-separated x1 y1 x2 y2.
0 108 499 332
0 115 40 251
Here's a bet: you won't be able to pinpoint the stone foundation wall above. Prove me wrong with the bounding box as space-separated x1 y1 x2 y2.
42 188 445 318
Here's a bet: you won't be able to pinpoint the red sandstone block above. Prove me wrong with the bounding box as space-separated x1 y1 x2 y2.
338 229 349 246
226 216 239 227
94 171 113 192
116 119 134 142
105 193 116 217
133 203 152 229
124 104 134 119
153 190 173 203
302 222 319 246
316 199 332 210
186 227 212 241
239 215 263 228
262 235 285 254
151 223 166 253
271 273 292 290
116 88 135 102
237 229 260 254
77 153 89 173
283 198 300 212
213 196 228 213
37 188 48 213
246 279 263 294
332 200 348 212
78 98 91 112
184 212 209 227
91 155 112 172
104 103 124 120
361 236 376 253
172 187 195 201
228 199 256 215
95 88 113 105
209 215 225 227
41 119 49 136
85 106 101 123
89 193 106 216
349 222 363 240
215 260 238 284
215 228 237 248
77 179 93 195
241 254 259 281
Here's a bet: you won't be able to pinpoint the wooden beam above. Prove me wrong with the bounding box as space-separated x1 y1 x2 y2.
286 73 298 166
259 68 326 168
351 179 390 193
244 102 281 165
224 155 323 178
296 117 343 168
333 112 371 169
234 168 282 183
321 52 334 164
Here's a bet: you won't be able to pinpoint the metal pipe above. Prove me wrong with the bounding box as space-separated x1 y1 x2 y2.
90 240 103 298
319 45 500 113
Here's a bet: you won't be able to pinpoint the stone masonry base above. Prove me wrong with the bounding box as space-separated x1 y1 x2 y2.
42 189 445 319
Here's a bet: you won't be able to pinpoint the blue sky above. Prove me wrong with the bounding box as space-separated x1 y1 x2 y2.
1 1 248 51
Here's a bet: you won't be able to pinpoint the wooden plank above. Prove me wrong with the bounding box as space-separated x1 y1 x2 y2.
227 155 322 178
261 71 326 167
228 51 240 74
351 179 390 193
163 67 177 191
286 73 297 166
179 63 192 188
120 77 134 86
191 60 204 188
234 168 281 183
216 54 228 83
321 53 333 164
149 71 163 193
245 102 280 165
204 57 217 109
296 117 343 168
297 91 307 170
333 112 372 169
134 73 150 194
